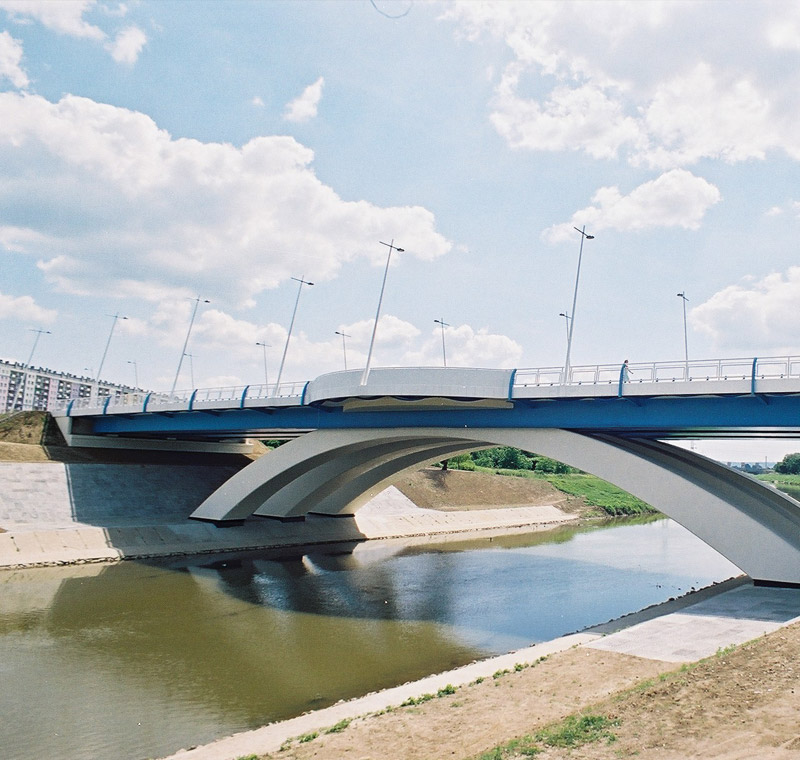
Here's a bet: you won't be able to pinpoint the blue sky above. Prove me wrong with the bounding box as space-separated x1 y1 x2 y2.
2 0 800 459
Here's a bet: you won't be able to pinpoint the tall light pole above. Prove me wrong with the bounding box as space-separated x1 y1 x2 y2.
127 360 139 389
26 328 51 367
256 341 271 388
361 240 403 386
677 291 689 379
334 330 351 371
563 226 594 383
185 353 195 388
172 297 209 394
434 318 450 367
12 328 51 411
558 312 571 349
96 313 128 383
274 276 313 395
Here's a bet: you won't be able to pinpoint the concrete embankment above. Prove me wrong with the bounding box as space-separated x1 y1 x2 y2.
0 462 577 568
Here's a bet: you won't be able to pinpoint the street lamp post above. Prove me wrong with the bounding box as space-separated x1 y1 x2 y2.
185 353 195 388
11 328 51 411
334 331 351 371
126 360 139 389
563 226 594 384
256 341 271 389
274 276 313 395
361 240 403 386
677 291 690 379
97 313 128 383
434 318 450 367
26 328 51 367
558 312 571 350
172 297 209 394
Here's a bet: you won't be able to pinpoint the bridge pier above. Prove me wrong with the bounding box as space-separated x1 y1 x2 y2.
190 427 800 586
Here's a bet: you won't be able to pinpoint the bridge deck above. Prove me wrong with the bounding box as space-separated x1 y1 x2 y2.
49 356 800 440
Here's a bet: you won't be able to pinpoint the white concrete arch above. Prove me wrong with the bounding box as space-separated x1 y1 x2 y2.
190 427 800 585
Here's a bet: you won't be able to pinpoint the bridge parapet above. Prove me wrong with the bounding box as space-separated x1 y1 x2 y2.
305 367 515 403
49 354 800 418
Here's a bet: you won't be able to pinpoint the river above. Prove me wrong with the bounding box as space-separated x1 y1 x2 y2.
0 516 740 760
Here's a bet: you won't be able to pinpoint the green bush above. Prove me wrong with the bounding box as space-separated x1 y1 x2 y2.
774 452 800 474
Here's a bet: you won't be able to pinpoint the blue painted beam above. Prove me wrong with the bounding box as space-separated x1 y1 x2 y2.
77 393 800 439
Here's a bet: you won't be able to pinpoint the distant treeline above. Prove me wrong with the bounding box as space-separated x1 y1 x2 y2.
443 447 578 474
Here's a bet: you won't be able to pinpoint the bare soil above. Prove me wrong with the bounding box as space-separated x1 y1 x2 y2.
394 467 584 512
266 620 800 760
0 411 267 465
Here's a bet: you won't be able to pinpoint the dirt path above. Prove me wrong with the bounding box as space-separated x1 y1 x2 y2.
262 619 800 760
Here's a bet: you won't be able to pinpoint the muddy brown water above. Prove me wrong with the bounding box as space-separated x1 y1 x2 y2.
0 517 740 760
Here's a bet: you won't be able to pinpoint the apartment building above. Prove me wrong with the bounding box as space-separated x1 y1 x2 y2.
0 359 138 412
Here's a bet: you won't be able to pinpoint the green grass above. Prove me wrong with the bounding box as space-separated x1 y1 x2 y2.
469 464 655 516
477 713 619 759
541 473 655 515
757 472 800 485
324 717 352 734
536 713 619 747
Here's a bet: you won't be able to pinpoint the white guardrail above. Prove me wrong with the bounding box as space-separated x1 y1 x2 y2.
514 356 800 387
50 355 800 416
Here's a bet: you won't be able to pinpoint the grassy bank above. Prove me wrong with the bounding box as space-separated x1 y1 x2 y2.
464 465 656 516
756 472 800 486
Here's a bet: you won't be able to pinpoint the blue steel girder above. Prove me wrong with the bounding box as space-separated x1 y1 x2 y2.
73 392 800 440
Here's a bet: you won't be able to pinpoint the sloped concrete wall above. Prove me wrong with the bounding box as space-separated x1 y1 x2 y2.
0 462 240 529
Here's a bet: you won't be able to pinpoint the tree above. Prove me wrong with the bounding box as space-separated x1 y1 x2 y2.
774 452 800 474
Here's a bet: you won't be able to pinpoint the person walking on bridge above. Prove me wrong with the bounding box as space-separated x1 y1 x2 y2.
622 359 633 382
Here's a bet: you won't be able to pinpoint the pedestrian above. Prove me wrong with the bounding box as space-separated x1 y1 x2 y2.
622 359 632 382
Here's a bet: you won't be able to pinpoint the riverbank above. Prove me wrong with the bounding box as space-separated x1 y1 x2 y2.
163 577 800 760
0 454 590 569
0 412 602 568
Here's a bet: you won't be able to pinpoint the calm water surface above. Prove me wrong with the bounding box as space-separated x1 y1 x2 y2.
0 517 740 760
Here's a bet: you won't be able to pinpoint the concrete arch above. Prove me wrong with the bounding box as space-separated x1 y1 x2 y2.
190 427 800 585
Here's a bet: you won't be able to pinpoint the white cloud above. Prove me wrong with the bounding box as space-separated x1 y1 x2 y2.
544 170 721 241
692 267 800 353
1 0 146 64
491 79 641 160
106 25 146 64
765 5 800 50
0 291 57 323
0 92 451 305
0 0 105 40
183 310 522 383
637 64 775 169
251 96 265 108
443 3 800 169
0 30 27 88
398 322 522 369
283 77 324 123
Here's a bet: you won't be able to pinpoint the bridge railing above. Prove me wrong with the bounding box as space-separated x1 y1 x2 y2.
514 355 800 388
51 379 310 415
49 354 800 416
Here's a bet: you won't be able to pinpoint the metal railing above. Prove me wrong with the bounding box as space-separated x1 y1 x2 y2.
513 356 800 388
52 379 310 415
49 355 800 416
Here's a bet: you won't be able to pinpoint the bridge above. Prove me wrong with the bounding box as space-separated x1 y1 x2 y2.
51 356 800 587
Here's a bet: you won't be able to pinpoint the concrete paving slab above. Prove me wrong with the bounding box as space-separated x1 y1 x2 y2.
586 583 800 662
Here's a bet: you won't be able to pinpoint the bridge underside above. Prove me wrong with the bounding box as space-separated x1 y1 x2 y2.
190 427 800 586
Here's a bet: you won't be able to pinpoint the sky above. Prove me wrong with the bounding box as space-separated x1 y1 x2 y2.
1 0 800 461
